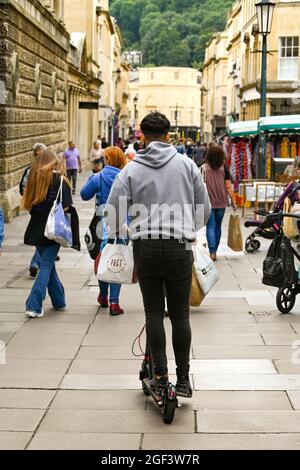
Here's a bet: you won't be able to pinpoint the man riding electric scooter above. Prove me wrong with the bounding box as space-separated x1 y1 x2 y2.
106 112 211 403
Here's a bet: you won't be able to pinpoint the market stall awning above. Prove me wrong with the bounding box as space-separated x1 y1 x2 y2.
259 115 300 133
228 120 259 137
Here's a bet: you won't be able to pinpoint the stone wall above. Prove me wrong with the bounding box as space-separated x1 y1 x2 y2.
0 0 69 219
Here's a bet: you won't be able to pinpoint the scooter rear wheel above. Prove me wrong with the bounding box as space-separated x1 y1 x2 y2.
276 287 296 314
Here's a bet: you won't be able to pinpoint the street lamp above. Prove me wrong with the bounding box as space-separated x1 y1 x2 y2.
241 99 247 121
255 0 275 179
133 95 138 120
174 103 179 134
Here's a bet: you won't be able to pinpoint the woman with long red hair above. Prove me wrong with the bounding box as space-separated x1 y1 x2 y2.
23 150 73 318
81 146 127 315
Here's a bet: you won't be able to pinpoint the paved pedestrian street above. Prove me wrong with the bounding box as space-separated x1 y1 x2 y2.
1 177 300 451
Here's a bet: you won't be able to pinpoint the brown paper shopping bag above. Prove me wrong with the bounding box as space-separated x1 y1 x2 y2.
190 266 205 307
227 214 243 252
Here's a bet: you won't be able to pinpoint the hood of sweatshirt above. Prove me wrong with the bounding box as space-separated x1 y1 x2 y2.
101 165 121 188
133 142 178 169
100 165 121 204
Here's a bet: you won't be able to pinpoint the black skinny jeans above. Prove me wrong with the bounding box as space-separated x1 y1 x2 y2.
133 239 193 378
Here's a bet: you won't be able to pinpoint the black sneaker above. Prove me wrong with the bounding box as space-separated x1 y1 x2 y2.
176 376 193 398
150 375 169 396
29 266 38 278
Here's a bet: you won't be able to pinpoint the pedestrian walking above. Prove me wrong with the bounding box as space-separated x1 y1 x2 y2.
106 112 211 397
101 137 109 149
81 146 127 316
90 141 104 174
192 142 207 167
20 143 47 278
202 144 237 262
23 150 73 318
186 141 194 159
64 141 82 194
0 206 4 257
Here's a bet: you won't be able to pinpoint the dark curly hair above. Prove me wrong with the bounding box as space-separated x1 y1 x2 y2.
206 144 226 170
140 112 171 139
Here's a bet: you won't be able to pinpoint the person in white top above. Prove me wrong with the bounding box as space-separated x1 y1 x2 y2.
90 141 104 173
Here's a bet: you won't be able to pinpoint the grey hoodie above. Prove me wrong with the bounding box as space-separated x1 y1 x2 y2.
105 142 211 240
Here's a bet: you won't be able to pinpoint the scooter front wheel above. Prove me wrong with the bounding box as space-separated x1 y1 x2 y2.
163 398 176 424
276 287 296 314
245 239 261 253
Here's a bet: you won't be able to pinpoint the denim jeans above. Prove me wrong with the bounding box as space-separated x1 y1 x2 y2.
26 244 66 313
30 249 41 269
133 239 193 377
206 208 226 255
98 281 121 303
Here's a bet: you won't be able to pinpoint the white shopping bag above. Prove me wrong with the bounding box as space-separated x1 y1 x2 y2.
193 244 219 295
97 242 134 285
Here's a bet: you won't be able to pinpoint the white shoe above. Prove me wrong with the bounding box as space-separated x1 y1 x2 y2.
25 309 44 319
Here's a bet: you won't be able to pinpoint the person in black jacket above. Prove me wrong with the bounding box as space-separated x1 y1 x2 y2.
23 150 73 318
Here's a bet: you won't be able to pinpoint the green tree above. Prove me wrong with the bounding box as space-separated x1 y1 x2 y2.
110 0 234 67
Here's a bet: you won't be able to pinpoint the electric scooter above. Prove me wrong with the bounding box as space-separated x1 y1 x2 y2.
139 341 178 425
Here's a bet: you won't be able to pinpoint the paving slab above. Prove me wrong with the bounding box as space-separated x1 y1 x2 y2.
262 334 300 346
0 372 64 389
9 332 85 348
274 360 300 374
51 390 147 411
0 432 32 450
193 345 295 360
0 409 44 432
194 374 300 391
142 433 300 450
6 344 79 360
192 334 264 346
39 409 194 434
188 391 291 411
287 391 300 409
0 359 70 374
61 374 141 390
0 389 55 409
28 432 141 450
196 410 300 433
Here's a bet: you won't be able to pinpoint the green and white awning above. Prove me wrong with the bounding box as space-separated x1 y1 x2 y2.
228 120 259 137
259 115 300 133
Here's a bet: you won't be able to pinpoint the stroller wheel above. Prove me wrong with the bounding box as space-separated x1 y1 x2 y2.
276 287 296 314
245 239 261 253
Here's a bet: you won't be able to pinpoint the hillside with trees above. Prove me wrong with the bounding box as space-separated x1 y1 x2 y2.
110 0 233 68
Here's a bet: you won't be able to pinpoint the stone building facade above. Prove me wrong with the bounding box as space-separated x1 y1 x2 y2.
0 0 69 219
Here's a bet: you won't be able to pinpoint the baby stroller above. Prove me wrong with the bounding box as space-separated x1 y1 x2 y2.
245 181 300 253
262 211 300 314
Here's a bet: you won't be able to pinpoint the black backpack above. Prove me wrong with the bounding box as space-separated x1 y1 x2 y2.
262 234 296 288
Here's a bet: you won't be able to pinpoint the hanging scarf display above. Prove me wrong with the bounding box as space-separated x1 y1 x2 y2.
229 140 254 192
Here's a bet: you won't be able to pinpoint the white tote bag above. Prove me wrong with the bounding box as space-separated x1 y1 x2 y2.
97 241 134 285
193 244 219 295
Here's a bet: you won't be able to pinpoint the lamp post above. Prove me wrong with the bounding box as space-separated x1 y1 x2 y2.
133 95 138 134
241 99 247 121
175 103 179 134
256 0 275 179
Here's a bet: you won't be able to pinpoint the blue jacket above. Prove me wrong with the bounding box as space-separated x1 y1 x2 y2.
0 208 4 249
80 166 121 208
